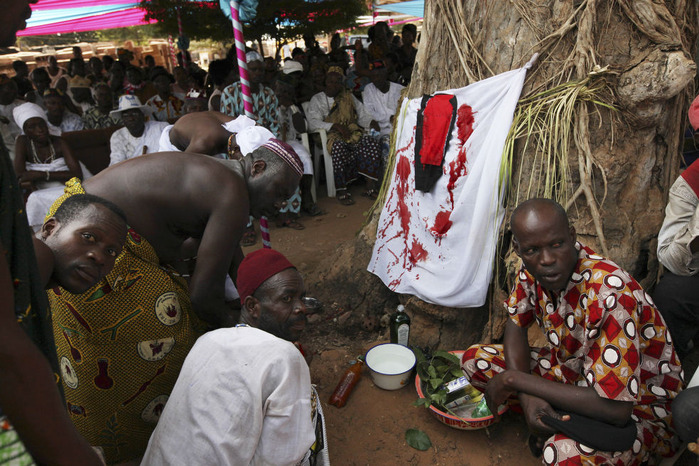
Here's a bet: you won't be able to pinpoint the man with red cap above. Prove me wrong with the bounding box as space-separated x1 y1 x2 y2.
44 139 304 463
142 248 329 465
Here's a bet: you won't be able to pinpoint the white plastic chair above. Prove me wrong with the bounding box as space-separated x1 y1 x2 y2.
301 102 336 198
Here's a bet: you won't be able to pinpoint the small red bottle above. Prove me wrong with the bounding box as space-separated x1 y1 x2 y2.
328 359 363 408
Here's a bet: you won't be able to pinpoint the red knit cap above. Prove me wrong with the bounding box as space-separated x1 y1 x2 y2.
236 248 296 303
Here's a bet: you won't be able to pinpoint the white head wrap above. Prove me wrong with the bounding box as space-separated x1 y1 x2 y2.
237 126 274 156
245 51 263 63
221 115 256 134
12 102 47 133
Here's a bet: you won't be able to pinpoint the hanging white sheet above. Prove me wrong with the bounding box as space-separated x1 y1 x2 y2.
368 56 537 307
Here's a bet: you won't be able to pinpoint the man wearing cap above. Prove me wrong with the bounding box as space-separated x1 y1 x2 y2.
145 68 185 122
184 88 209 114
221 51 280 137
362 59 404 166
307 66 382 205
653 98 699 359
45 139 304 463
82 82 120 130
44 88 84 134
109 94 168 165
276 74 324 218
142 248 329 465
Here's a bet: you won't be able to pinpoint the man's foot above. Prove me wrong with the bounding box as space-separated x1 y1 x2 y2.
301 203 326 217
278 218 305 230
361 188 379 200
528 435 545 458
241 226 257 247
337 191 355 206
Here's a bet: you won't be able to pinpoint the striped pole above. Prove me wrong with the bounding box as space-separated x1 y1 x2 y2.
167 34 178 70
230 1 271 249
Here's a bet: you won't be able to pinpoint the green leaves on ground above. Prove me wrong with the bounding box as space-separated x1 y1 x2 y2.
405 428 432 451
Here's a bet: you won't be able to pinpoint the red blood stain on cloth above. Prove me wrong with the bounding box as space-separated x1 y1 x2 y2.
457 104 475 143
430 210 453 238
408 241 428 265
432 104 475 238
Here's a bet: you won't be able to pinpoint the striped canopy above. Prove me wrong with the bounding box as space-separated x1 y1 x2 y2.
17 0 155 37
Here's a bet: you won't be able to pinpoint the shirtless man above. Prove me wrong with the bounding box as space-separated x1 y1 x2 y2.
165 110 247 155
81 144 301 327
47 141 303 463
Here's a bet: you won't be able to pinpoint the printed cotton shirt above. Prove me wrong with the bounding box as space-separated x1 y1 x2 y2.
145 94 185 122
506 242 682 409
220 82 280 137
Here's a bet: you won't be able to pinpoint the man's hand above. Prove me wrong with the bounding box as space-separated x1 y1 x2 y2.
331 123 351 140
484 371 516 419
519 393 569 436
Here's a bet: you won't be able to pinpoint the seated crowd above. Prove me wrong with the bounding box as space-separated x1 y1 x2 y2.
6 14 699 466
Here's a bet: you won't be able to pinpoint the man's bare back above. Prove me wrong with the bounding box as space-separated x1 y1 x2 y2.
169 111 236 154
79 148 300 327
82 152 249 326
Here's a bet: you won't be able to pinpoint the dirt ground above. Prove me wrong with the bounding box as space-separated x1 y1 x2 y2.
243 185 542 466
244 185 699 465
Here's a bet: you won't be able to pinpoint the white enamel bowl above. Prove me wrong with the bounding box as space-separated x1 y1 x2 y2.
365 343 416 390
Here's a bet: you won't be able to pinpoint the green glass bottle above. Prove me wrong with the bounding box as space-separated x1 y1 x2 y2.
390 304 411 346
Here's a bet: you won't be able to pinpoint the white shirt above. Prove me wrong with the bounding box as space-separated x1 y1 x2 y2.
362 82 404 136
657 174 699 275
0 99 22 160
109 120 168 166
47 110 84 135
141 326 315 466
306 91 373 133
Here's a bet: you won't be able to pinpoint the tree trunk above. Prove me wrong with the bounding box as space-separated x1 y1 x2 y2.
307 0 698 349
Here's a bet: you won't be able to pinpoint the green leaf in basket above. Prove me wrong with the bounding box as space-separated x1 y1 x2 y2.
406 429 432 451
433 350 460 365
429 378 442 390
427 365 437 378
413 398 431 408
434 364 449 377
450 367 465 378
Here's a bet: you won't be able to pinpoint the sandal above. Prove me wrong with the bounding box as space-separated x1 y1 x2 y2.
279 218 305 230
337 191 355 206
361 189 379 200
241 227 257 247
301 203 326 217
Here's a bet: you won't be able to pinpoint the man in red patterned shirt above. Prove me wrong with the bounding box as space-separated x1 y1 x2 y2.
462 198 683 465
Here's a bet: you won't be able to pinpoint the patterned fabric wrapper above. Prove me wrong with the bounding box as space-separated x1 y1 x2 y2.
46 178 206 463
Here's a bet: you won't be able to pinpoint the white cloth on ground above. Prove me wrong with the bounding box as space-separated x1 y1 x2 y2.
362 82 404 136
368 55 537 307
141 326 316 466
109 120 169 165
657 174 699 275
